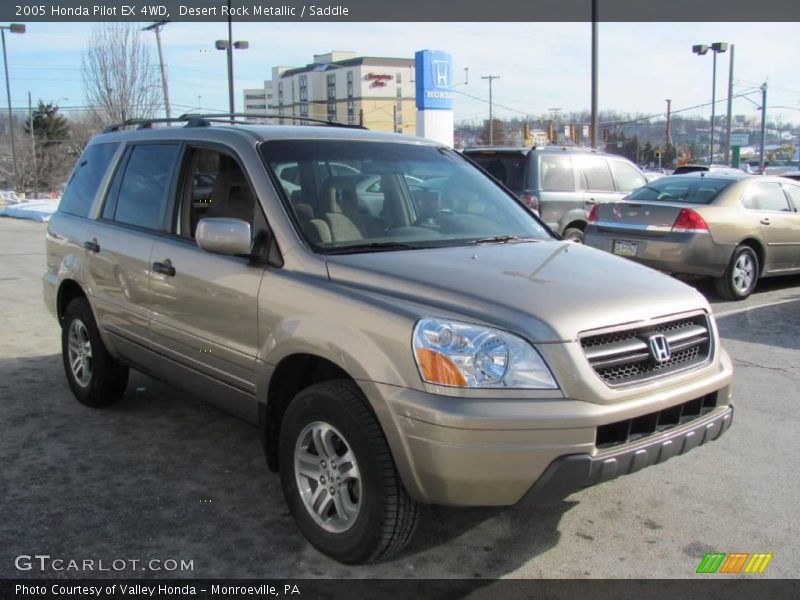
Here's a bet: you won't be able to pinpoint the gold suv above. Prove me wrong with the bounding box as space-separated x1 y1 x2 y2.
44 117 734 563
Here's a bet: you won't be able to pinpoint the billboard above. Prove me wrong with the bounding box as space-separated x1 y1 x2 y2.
415 50 454 111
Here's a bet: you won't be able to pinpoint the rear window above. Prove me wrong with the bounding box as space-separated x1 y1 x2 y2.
466 152 526 190
58 143 119 218
627 177 735 204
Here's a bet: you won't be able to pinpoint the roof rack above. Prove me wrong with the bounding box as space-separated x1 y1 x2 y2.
102 112 366 133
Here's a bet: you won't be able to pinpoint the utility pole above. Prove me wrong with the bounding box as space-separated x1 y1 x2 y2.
28 91 36 197
759 82 767 172
665 99 672 147
724 44 734 165
143 21 172 120
590 0 598 148
481 75 500 145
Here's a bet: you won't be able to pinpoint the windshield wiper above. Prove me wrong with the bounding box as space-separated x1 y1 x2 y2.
468 235 541 245
325 241 428 255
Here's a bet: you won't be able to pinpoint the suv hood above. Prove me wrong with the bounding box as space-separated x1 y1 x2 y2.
325 241 709 342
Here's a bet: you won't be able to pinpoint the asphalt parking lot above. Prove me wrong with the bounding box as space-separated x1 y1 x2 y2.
1 217 798 579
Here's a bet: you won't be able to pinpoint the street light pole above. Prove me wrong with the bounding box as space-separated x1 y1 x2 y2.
481 75 500 145
590 0 598 148
693 42 728 165
759 82 767 172
1 23 25 192
215 2 248 120
724 44 734 165
143 21 171 120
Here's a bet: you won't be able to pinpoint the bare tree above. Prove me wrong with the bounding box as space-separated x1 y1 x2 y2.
82 23 161 125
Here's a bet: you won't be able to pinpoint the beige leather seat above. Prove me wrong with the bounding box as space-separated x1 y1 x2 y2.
321 176 384 242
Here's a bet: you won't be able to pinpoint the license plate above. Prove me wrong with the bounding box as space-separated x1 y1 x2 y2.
613 240 638 257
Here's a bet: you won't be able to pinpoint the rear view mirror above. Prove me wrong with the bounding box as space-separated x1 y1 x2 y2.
196 218 252 256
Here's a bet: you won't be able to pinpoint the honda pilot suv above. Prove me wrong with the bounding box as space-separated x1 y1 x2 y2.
463 146 647 242
44 118 733 564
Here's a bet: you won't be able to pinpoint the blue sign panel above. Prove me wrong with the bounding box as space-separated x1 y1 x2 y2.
415 50 454 111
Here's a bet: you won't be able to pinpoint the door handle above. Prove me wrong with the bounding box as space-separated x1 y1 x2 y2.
83 239 100 253
586 198 597 204
760 218 771 225
152 260 176 277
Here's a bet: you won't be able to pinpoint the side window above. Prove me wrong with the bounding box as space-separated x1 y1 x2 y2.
610 160 646 193
58 143 119 218
111 144 181 230
539 154 575 192
748 182 792 212
782 184 800 211
579 156 615 192
177 148 264 245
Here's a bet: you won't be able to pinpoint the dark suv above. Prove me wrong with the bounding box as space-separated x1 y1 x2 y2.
463 146 647 242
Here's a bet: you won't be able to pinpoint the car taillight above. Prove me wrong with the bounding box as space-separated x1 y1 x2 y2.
521 194 539 212
672 208 709 232
587 204 600 224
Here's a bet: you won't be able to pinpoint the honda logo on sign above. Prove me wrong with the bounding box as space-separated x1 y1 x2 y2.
432 60 450 88
648 334 671 363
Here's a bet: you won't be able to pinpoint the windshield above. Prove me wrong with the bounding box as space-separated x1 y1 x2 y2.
261 140 550 253
626 176 736 204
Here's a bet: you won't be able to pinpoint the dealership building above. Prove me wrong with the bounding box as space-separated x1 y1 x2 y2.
243 51 417 134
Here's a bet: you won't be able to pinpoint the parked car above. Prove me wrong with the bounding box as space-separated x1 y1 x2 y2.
672 164 744 175
463 146 647 242
44 119 734 564
780 171 800 182
585 172 800 299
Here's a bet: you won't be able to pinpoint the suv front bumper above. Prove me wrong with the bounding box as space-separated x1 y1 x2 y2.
360 349 733 506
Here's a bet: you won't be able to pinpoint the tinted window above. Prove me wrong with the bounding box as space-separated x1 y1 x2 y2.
782 184 800 210
465 152 526 190
539 154 575 192
58 143 119 218
628 176 735 204
610 160 646 193
745 182 792 212
113 144 181 230
580 156 615 191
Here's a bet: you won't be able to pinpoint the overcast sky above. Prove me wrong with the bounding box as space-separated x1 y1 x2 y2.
6 21 800 125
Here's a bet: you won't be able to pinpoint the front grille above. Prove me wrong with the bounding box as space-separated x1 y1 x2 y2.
596 393 718 449
581 314 712 386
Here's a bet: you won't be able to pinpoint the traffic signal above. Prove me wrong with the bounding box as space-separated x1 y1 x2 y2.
603 128 610 142
547 123 557 144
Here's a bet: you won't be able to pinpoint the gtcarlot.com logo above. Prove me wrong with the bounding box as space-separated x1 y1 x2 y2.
696 552 773 574
15 554 194 572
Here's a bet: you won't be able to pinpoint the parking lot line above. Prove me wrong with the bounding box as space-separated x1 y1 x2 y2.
714 297 800 318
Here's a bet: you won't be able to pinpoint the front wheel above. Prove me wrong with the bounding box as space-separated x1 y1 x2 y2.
562 227 585 243
279 380 419 564
61 297 129 407
714 245 759 300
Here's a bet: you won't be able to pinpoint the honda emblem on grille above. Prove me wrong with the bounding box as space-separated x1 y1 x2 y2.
648 334 672 363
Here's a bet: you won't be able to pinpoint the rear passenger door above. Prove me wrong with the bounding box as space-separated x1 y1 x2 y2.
86 142 181 355
576 155 621 226
536 153 578 232
148 146 266 402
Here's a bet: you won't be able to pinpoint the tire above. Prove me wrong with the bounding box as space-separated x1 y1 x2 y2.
714 245 759 300
61 297 129 407
279 380 419 564
562 227 585 243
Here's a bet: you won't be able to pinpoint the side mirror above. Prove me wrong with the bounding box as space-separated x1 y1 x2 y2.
196 218 252 256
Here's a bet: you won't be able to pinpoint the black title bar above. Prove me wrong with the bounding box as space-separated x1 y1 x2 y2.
4 0 800 22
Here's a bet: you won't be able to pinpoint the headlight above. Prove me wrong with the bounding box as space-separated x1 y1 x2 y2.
412 317 558 389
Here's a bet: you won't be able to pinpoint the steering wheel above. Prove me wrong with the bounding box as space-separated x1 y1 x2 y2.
414 208 453 226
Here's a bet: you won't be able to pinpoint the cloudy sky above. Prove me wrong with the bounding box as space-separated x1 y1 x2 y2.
6 21 800 124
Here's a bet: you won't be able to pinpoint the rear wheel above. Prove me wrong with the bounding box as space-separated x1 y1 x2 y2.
62 297 129 407
279 380 419 564
562 227 585 243
714 245 759 300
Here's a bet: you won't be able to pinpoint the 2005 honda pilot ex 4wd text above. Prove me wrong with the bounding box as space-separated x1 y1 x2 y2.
44 117 734 564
